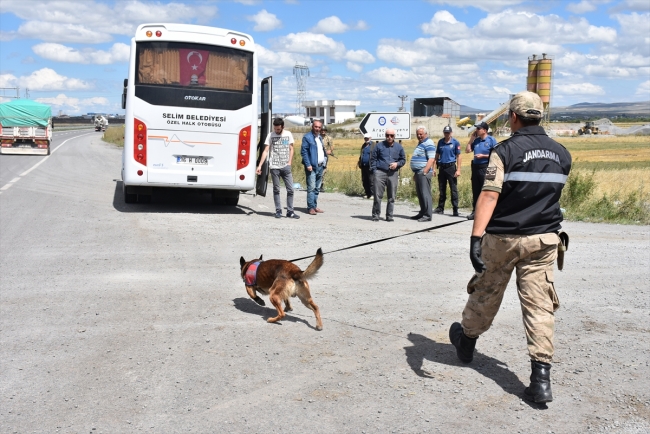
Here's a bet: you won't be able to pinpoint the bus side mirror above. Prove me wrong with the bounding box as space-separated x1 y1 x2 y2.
123 78 128 87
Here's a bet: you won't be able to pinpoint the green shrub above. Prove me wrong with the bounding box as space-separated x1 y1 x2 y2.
561 171 596 208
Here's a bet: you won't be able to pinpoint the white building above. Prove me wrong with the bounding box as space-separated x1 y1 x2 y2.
302 100 360 125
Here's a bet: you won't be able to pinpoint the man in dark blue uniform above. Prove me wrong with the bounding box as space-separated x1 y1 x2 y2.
466 121 497 220
433 125 462 217
449 91 572 404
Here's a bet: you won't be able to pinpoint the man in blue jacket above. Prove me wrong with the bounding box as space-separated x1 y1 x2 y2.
300 119 327 215
370 128 406 222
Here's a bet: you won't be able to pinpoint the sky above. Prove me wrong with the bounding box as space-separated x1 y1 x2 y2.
0 0 649 116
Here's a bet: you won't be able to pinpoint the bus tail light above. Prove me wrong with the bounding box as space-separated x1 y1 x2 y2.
237 125 251 171
133 118 147 166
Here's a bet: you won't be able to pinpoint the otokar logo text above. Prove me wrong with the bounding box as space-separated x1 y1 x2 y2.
185 96 206 101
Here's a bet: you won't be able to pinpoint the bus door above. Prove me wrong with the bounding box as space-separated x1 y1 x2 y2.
256 76 272 196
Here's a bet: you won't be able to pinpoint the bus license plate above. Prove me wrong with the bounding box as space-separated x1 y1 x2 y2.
177 156 208 165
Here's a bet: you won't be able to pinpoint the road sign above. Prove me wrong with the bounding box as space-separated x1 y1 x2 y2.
359 112 411 140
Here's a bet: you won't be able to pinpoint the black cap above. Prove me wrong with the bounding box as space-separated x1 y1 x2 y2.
475 121 489 131
443 126 452 133
322 125 328 131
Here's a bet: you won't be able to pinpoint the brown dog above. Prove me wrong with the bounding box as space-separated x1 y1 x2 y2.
240 248 324 330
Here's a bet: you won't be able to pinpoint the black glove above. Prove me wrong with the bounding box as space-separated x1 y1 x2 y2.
470 236 486 274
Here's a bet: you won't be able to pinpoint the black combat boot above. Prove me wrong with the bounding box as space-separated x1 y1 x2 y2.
449 322 477 363
524 360 553 403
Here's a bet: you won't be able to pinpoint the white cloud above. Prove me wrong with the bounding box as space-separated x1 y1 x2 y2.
421 11 470 37
476 10 617 44
2 0 218 42
0 74 18 88
493 86 512 95
311 16 349 34
635 80 650 96
32 43 130 64
247 9 282 32
555 51 649 78
18 21 113 44
347 62 363 73
488 70 526 82
35 94 109 112
555 82 605 95
1 30 16 41
255 45 312 74
354 21 369 31
427 0 525 12
609 0 650 13
12 68 93 91
344 49 375 64
566 1 598 14
310 16 368 34
271 32 346 58
365 67 420 85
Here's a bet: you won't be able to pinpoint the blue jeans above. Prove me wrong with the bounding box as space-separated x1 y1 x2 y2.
305 164 324 210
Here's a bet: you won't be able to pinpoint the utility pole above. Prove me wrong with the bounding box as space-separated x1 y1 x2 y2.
398 95 408 112
293 64 310 115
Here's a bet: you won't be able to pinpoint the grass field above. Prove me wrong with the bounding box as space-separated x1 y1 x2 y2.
103 125 124 147
312 133 650 224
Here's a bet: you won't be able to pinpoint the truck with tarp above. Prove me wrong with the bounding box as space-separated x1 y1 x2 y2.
0 99 53 155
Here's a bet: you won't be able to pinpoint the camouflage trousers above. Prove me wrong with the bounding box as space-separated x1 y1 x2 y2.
461 233 560 363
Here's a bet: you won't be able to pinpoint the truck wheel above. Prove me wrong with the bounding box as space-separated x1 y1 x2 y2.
123 183 137 203
137 194 151 203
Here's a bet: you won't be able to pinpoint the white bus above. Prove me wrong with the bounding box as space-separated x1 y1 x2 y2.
121 23 272 205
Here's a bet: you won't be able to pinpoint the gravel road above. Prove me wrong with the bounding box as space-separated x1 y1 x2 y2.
1 133 649 433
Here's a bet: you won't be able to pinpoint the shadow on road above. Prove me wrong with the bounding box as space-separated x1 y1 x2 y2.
404 332 545 409
112 181 257 215
232 297 319 331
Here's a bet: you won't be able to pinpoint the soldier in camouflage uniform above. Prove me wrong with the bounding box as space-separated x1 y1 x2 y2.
449 91 572 404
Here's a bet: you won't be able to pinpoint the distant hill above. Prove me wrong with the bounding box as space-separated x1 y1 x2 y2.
461 101 649 121
551 101 650 119
460 105 490 116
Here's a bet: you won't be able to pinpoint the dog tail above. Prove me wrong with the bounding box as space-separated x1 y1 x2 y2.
301 248 324 280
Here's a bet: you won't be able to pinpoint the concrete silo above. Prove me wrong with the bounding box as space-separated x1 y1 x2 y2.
527 53 553 124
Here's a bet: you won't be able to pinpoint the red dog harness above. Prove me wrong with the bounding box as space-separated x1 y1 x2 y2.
243 261 262 286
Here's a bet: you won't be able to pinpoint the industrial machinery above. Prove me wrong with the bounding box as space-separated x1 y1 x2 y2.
578 121 599 135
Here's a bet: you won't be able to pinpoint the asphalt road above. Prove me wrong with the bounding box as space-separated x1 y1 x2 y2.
1 133 649 433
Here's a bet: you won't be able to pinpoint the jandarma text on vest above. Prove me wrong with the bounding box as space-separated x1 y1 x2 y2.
523 149 561 164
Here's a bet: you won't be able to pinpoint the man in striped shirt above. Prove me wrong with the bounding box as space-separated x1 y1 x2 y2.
409 126 436 222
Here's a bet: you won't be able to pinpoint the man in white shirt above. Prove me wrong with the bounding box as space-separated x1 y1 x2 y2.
300 120 327 215
257 118 300 219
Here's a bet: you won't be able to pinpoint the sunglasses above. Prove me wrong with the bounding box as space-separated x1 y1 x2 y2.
385 134 395 137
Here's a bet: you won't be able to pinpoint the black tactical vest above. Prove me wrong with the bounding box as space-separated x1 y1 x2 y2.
486 126 572 235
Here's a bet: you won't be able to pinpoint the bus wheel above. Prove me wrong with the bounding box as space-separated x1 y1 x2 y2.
212 190 239 206
224 193 239 206
138 194 151 203
123 183 137 203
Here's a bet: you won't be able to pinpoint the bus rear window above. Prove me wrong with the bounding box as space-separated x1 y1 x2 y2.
136 41 252 92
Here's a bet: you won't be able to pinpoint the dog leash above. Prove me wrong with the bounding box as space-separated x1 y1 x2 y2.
289 219 469 262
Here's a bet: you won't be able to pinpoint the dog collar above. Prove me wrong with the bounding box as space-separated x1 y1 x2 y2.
243 261 262 286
